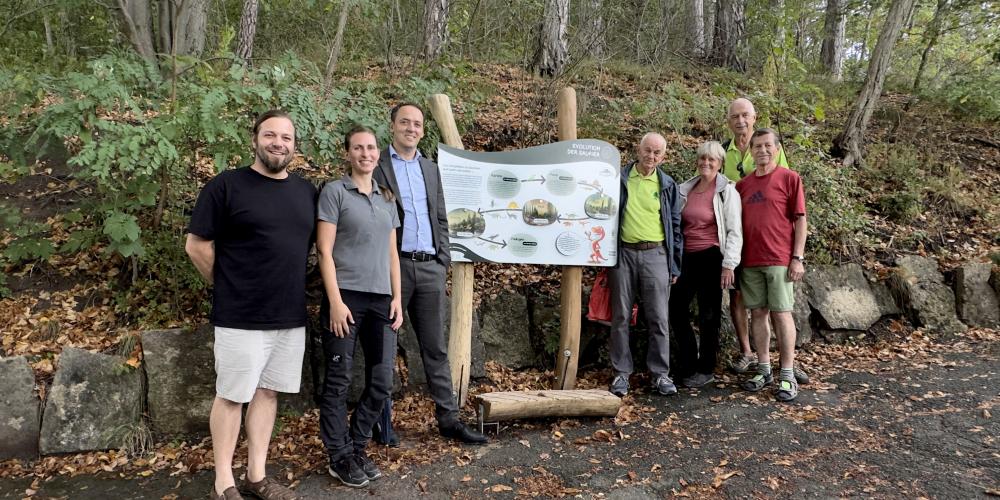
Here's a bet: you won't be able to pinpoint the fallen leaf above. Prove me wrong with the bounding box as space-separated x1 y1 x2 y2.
490 484 513 492
712 470 740 488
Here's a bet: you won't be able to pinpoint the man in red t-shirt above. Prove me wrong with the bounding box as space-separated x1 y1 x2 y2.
735 128 807 402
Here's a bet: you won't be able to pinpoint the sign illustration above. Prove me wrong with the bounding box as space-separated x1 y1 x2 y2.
438 140 621 266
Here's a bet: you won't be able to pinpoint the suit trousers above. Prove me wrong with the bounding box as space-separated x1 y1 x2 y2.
609 246 672 379
400 259 460 426
319 290 397 461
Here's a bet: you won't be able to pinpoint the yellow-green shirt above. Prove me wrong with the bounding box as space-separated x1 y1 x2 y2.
621 167 665 243
722 137 790 180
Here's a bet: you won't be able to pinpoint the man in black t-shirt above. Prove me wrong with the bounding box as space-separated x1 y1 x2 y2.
186 110 316 500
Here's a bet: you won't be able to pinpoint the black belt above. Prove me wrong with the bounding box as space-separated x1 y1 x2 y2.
621 241 663 250
400 251 436 262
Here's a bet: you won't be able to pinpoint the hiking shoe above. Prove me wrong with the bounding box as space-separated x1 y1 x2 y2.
609 375 629 397
681 372 715 388
653 376 678 396
354 451 382 481
742 372 774 392
776 377 799 402
210 486 243 500
793 365 810 385
240 477 299 500
328 455 369 488
729 354 758 374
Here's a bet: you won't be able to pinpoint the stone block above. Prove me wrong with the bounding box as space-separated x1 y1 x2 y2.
40 347 142 454
0 356 39 459
142 326 215 436
479 292 535 369
805 264 882 331
890 256 966 335
954 262 1000 328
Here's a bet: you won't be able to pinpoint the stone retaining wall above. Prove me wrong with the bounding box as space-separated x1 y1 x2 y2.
2 258 997 459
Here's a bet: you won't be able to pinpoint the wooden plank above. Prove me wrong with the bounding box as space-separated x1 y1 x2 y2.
554 86 582 391
475 389 621 422
427 94 473 407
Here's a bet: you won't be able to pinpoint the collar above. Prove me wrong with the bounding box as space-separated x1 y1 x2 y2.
629 165 659 180
389 144 422 162
341 173 381 194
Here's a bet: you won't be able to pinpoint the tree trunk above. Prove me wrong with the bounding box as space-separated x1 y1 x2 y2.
153 0 208 58
911 0 949 94
531 0 570 76
820 0 846 81
323 0 351 90
711 0 746 71
42 0 54 57
832 0 916 167
235 0 258 65
115 0 157 60
703 0 714 53
688 0 705 57
421 0 449 59
581 0 605 58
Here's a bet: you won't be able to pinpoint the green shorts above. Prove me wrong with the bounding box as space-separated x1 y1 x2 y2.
739 266 795 312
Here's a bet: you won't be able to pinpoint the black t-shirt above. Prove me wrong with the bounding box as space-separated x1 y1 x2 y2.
187 167 317 329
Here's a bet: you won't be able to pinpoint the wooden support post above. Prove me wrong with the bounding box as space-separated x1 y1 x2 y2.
427 94 474 407
475 389 621 422
555 87 582 390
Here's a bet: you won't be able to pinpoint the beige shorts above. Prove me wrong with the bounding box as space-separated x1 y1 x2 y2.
214 326 305 403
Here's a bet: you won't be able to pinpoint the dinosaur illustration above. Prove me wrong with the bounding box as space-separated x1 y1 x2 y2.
586 226 608 264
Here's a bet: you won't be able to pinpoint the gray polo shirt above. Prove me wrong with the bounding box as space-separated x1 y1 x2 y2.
317 174 400 296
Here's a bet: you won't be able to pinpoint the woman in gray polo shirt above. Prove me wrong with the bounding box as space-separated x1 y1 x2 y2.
316 125 402 488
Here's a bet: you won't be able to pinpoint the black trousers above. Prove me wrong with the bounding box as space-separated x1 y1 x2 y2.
668 246 724 377
319 290 397 461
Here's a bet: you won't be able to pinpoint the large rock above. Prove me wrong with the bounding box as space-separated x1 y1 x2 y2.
871 280 902 317
0 356 39 459
142 326 215 436
890 256 966 335
792 281 814 346
479 292 536 369
954 262 1000 328
40 347 142 454
397 295 485 390
805 264 882 331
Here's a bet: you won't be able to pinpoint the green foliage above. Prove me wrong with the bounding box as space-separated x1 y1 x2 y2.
797 154 870 264
0 204 54 264
863 144 924 224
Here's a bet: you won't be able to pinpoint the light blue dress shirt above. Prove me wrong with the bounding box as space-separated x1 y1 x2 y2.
389 144 436 254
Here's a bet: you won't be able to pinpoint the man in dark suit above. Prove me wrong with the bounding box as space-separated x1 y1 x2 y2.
372 102 487 445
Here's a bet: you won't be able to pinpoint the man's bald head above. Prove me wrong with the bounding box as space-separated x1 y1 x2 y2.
727 98 757 139
636 132 667 174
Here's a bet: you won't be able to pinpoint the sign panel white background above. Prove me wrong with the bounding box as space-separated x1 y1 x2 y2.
438 140 621 266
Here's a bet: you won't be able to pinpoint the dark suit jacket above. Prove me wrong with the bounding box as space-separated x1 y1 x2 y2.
373 147 451 267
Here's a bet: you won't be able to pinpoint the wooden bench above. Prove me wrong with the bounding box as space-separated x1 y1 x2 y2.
473 389 621 427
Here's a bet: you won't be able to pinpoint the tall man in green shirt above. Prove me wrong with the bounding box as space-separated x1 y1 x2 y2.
723 98 807 385
608 133 684 397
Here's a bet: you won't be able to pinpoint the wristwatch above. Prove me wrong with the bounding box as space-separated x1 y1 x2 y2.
792 255 805 263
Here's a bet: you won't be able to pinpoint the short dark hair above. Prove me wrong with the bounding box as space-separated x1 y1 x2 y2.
343 124 377 150
751 127 781 146
390 102 425 122
252 109 293 137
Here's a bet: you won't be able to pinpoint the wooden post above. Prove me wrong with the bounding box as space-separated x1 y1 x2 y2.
427 94 474 407
554 87 582 390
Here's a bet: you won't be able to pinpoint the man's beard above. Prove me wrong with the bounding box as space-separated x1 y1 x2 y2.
255 144 293 173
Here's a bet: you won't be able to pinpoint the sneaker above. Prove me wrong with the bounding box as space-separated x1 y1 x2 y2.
793 365 810 385
776 377 799 402
328 455 369 488
609 375 629 397
653 376 677 396
729 354 758 374
742 372 774 392
353 451 382 480
681 372 715 388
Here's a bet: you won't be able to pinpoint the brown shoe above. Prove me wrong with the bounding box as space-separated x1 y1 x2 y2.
210 486 244 500
241 477 299 500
